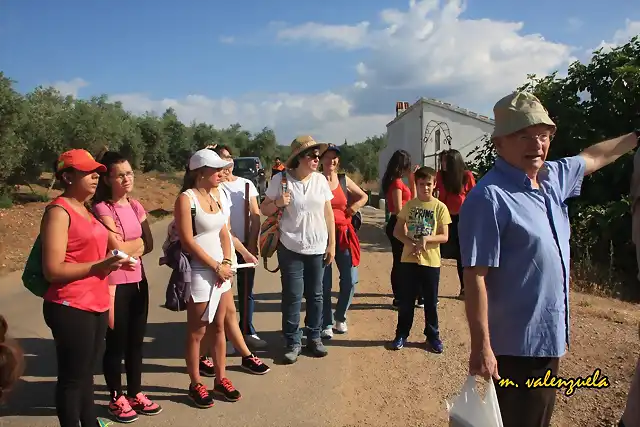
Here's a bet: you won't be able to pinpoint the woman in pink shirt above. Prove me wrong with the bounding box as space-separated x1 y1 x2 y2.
93 151 161 423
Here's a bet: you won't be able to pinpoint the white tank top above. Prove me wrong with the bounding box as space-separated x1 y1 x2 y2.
184 189 226 270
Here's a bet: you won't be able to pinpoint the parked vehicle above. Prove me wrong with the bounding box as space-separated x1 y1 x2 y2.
233 156 267 200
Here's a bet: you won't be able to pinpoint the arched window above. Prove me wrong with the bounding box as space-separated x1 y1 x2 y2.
435 129 441 151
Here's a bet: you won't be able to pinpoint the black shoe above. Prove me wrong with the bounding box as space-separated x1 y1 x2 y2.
241 353 271 375
188 383 214 408
212 378 241 402
199 356 215 377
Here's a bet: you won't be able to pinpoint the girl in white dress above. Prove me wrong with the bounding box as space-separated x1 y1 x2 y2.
174 149 239 408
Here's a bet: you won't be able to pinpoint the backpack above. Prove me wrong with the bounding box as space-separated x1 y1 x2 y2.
161 192 197 312
22 203 72 297
338 173 362 232
22 234 48 297
259 172 288 273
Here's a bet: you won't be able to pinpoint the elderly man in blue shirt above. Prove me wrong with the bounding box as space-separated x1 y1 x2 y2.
458 90 640 427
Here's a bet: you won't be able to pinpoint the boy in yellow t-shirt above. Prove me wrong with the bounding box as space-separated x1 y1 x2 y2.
391 166 451 353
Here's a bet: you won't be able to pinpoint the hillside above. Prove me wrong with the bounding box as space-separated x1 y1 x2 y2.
0 171 181 276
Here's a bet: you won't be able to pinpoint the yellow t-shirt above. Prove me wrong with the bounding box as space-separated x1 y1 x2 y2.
397 197 452 267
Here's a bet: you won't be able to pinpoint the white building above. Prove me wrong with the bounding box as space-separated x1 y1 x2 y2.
378 98 495 183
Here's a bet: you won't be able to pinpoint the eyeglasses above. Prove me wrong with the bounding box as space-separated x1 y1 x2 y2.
305 153 320 160
113 171 134 181
517 133 554 143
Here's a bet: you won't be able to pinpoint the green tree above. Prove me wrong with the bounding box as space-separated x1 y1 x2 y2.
0 73 26 194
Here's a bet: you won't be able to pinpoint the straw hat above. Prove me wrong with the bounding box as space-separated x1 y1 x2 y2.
286 135 328 168
491 91 556 139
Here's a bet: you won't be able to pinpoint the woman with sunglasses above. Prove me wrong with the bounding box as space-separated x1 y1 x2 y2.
318 144 368 338
260 136 335 364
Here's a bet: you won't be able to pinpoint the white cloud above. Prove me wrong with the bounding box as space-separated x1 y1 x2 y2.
276 21 371 50
108 91 384 145
276 0 575 113
218 35 235 44
591 19 640 52
52 77 88 97
57 1 635 145
566 17 583 32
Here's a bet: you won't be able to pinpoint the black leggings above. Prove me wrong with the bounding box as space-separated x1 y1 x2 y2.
449 214 464 290
385 215 423 302
103 279 149 398
43 300 108 427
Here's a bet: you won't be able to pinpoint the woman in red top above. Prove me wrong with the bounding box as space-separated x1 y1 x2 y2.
319 144 368 338
435 149 476 297
381 150 418 307
41 149 134 427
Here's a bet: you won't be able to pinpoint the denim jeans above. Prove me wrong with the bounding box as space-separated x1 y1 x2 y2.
277 243 325 347
321 247 358 328
236 251 257 335
395 263 440 340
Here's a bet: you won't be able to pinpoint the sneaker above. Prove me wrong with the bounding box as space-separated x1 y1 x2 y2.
108 394 138 423
212 378 241 402
283 344 302 364
416 299 425 308
334 321 348 334
391 336 406 350
245 334 268 348
241 353 271 375
428 338 444 354
127 392 162 416
188 382 214 408
226 341 236 355
307 338 328 357
321 327 334 339
199 356 215 377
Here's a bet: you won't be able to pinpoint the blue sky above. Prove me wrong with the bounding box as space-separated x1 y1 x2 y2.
1 0 638 143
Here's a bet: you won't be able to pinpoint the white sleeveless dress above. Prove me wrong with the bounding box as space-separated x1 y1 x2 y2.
184 189 232 324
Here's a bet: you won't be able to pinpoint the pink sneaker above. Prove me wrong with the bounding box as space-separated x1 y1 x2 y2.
108 394 138 423
127 392 162 416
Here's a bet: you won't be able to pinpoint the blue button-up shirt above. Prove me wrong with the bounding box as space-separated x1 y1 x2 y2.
458 155 586 358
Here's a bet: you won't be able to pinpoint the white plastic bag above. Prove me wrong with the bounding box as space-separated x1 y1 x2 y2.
446 375 504 427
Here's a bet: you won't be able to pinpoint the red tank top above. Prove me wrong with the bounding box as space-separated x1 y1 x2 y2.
330 183 348 223
43 197 110 313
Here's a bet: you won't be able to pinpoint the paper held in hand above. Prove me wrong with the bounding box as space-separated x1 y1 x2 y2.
111 249 138 265
235 263 257 269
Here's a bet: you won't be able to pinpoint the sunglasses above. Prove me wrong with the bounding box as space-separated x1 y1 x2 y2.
305 153 320 160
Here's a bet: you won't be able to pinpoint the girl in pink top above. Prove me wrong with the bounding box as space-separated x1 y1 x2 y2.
93 151 161 423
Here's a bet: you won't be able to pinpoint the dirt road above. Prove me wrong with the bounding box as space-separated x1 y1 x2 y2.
0 207 638 426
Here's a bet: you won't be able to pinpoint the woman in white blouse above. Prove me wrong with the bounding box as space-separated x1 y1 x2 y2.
260 136 335 364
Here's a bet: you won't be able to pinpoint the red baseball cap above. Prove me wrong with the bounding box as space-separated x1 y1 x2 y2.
56 149 106 173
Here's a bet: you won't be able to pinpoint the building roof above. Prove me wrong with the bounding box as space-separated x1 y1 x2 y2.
386 97 495 128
